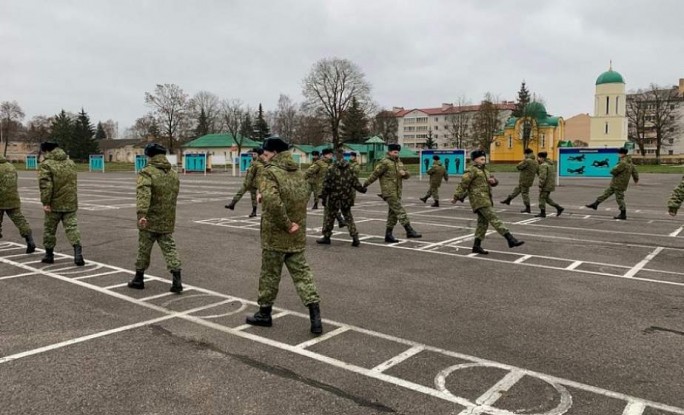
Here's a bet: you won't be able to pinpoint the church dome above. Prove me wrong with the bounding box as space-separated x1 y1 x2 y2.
596 69 625 85
523 101 547 119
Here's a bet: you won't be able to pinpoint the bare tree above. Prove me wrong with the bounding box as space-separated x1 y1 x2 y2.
190 91 221 133
370 109 398 143
26 115 53 144
302 58 372 148
221 99 248 155
471 93 504 153
293 113 328 146
446 97 472 149
626 90 649 156
144 84 190 152
272 94 298 140
646 84 681 162
1 101 25 156
101 119 118 139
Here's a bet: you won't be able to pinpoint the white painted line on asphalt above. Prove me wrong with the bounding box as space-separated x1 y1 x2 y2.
371 345 424 373
623 247 664 278
233 311 291 331
566 261 583 270
669 226 683 237
103 282 129 289
418 235 474 251
514 217 543 225
622 400 646 415
0 246 23 252
514 255 532 264
455 371 527 414
0 271 38 280
73 270 122 280
583 215 591 219
296 326 350 349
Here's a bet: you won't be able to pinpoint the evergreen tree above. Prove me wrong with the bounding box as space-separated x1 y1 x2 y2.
50 110 74 156
512 81 531 118
71 108 99 160
95 122 107 140
339 97 369 144
253 103 270 141
239 112 254 140
424 128 437 149
195 108 210 138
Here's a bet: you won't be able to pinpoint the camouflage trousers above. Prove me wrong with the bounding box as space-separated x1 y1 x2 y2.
257 249 320 307
385 195 410 229
474 207 509 240
135 230 182 272
508 185 531 205
232 186 257 208
322 204 357 237
539 191 562 210
596 186 626 210
0 208 32 238
423 185 441 202
43 211 80 249
309 183 322 203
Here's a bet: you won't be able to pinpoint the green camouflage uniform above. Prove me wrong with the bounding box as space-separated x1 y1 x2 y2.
595 156 639 210
38 148 81 249
0 155 32 238
537 160 562 210
350 158 361 203
305 158 332 202
363 154 412 229
231 159 265 208
667 176 684 215
454 164 509 240
423 160 448 202
135 154 181 271
506 153 538 205
320 159 365 238
257 151 320 307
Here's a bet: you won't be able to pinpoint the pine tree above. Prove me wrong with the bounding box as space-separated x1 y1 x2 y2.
512 81 531 118
424 128 437 149
195 108 209 138
95 122 107 140
50 110 74 156
339 97 369 144
253 103 270 141
239 112 254 140
71 109 99 160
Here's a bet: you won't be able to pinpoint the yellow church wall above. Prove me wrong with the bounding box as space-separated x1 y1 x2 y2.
490 118 564 162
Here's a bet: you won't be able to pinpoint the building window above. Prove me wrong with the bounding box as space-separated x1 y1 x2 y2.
434 126 439 130
434 117 439 122
416 117 428 123
605 122 609 134
606 96 609 115
540 133 545 148
508 135 512 149
669 150 674 155
616 96 619 114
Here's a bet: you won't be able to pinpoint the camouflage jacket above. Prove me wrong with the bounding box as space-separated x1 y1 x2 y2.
137 155 180 234
260 151 309 252
427 160 447 187
610 156 639 191
516 154 538 187
244 159 266 191
538 160 556 192
350 159 361 176
321 159 364 209
667 176 684 214
0 155 21 209
305 158 332 187
363 155 410 199
39 148 78 212
453 164 494 212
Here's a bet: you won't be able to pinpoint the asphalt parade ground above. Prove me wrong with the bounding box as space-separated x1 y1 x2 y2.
1 170 683 415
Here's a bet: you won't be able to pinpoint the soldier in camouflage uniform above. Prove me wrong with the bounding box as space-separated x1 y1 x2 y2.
501 148 538 213
225 147 265 218
585 148 639 220
419 155 448 207
316 149 367 247
306 150 320 207
362 143 421 243
350 152 361 203
0 155 36 253
453 150 524 254
535 152 564 218
667 176 684 217
246 137 322 335
38 142 84 266
127 143 183 293
305 149 332 210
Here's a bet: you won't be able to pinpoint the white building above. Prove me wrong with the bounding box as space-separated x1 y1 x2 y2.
589 66 628 147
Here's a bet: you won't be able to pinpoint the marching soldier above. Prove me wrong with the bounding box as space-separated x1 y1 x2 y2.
349 151 361 204
38 141 84 266
585 147 639 220
316 149 367 247
501 148 538 213
225 147 265 218
535 151 564 217
362 143 421 243
453 150 524 254
419 155 448 207
306 150 320 207
127 143 183 293
246 137 323 335
305 149 332 210
0 154 36 253
667 176 684 217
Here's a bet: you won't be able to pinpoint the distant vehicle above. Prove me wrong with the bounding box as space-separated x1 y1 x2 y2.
567 166 586 175
568 154 585 162
591 158 610 167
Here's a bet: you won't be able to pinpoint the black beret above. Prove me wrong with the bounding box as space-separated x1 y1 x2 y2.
251 147 264 155
350 152 357 156
144 143 167 157
388 144 401 151
618 147 628 154
321 148 333 155
311 150 320 156
40 141 59 152
262 137 290 153
470 150 487 160
538 151 548 158
432 155 440 160
524 148 534 154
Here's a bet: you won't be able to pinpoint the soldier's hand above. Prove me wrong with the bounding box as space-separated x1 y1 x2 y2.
669 209 677 217
43 205 52 213
399 170 407 177
138 217 148 229
358 186 367 194
257 193 262 203
288 222 300 234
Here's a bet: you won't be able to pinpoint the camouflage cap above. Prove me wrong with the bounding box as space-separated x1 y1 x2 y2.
262 137 289 153
251 147 264 155
538 151 548 158
388 144 401 151
40 141 59 152
618 147 628 154
470 150 486 160
322 148 333 155
144 143 167 157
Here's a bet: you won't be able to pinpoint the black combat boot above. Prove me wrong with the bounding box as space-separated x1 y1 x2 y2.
127 270 145 289
500 197 512 205
308 303 323 335
504 232 524 248
248 206 257 218
170 270 183 293
316 235 331 245
351 234 360 247
41 248 54 264
404 224 422 238
472 238 489 255
535 209 546 218
614 209 627 220
585 201 599 210
25 233 36 254
431 200 440 207
556 206 565 216
336 213 347 228
225 200 236 210
385 228 399 243
246 306 272 327
520 204 531 213
419 196 428 203
312 201 318 210
73 245 85 266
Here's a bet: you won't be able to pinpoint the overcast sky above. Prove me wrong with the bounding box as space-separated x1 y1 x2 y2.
2 0 683 134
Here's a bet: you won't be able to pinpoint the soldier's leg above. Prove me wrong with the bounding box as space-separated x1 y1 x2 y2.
321 205 336 237
0 210 4 238
387 196 410 227
134 230 156 271
43 212 61 249
6 208 32 237
341 207 357 237
61 212 82 246
474 210 489 240
386 202 398 229
521 186 531 206
508 186 521 200
232 183 248 204
431 186 440 202
284 251 320 306
545 192 561 209
538 191 548 210
615 190 626 210
157 233 182 271
596 186 615 203
479 207 509 236
250 189 258 208
257 249 285 307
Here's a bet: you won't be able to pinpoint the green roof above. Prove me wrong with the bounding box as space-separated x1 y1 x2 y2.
292 144 315 153
505 117 518 127
182 133 261 148
596 69 625 85
365 136 385 144
343 143 368 153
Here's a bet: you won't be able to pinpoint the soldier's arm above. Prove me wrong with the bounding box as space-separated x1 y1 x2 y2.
610 161 625 176
453 171 472 201
538 165 548 187
631 166 639 183
427 166 435 175
136 171 152 219
304 163 319 180
261 171 292 231
667 179 684 214
38 164 53 206
244 165 256 187
516 160 526 171
321 169 333 199
363 162 387 187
